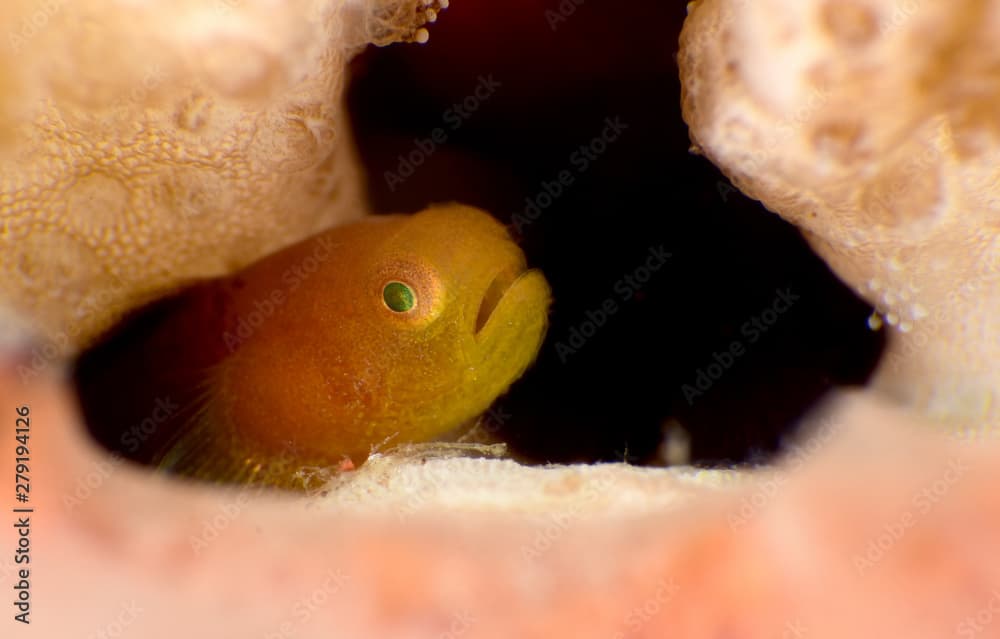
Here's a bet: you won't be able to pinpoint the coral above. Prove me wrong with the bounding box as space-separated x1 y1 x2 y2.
6 363 1000 638
679 0 1000 428
0 0 445 355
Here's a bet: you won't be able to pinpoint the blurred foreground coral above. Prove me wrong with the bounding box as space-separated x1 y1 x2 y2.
4 361 1000 638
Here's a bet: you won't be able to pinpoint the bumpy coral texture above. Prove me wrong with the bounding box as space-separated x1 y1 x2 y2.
679 0 1000 429
0 0 446 354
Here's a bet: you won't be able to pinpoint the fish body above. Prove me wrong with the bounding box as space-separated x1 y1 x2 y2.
75 204 551 488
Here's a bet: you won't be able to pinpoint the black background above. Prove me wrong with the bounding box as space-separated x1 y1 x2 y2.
347 0 885 465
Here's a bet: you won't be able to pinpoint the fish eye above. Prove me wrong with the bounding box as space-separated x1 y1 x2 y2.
382 281 416 313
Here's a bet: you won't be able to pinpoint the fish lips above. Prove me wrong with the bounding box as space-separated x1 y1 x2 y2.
472 266 551 340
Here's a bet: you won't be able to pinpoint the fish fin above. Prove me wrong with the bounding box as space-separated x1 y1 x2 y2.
152 366 342 491
155 415 342 491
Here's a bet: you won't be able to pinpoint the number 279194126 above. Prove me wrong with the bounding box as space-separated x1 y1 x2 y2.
15 406 30 502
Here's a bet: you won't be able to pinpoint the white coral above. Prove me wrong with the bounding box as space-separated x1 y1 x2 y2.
0 0 445 353
680 0 1000 429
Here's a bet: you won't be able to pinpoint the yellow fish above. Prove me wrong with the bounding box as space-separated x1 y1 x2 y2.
74 204 551 489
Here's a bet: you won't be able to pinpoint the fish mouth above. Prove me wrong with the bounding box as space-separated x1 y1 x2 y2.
474 265 526 335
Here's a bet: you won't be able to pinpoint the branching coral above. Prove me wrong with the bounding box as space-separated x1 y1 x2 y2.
679 0 1000 428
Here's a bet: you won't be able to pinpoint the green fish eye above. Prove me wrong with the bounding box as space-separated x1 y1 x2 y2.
383 281 416 313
